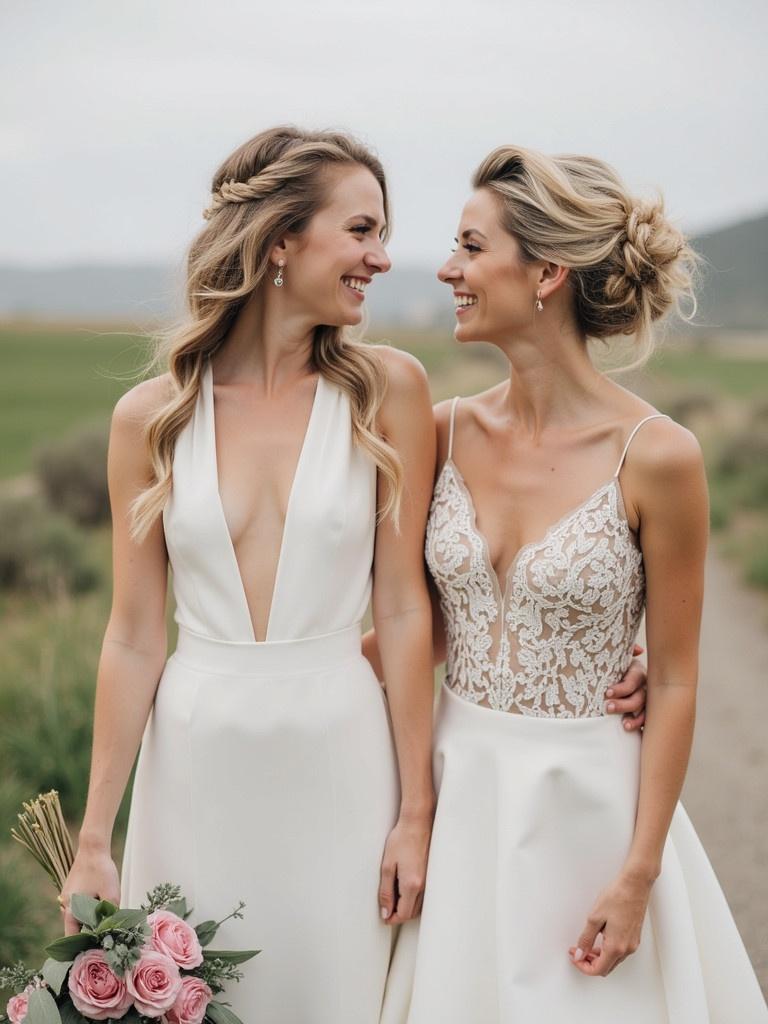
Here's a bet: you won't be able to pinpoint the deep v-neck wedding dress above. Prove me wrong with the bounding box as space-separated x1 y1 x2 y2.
120 363 400 1023
393 397 766 1022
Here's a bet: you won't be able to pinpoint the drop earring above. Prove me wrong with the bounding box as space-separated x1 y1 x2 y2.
274 260 285 287
535 291 544 312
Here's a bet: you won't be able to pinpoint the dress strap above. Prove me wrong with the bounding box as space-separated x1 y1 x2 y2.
447 396 460 461
614 413 670 477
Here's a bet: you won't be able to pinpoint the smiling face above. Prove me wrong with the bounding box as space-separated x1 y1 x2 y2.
278 163 391 327
438 188 542 344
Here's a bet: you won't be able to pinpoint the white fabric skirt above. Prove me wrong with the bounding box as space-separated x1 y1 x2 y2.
391 683 766 1023
121 624 401 1023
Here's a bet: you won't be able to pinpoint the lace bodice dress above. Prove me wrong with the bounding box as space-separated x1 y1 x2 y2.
426 397 663 718
394 396 768 1023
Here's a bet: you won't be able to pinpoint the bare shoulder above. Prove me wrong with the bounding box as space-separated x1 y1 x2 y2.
374 343 430 397
112 373 175 436
624 414 705 485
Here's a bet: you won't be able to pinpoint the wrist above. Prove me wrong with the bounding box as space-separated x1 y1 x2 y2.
620 857 660 887
398 795 436 825
77 827 112 855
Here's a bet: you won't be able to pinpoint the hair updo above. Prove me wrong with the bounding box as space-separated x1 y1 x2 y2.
472 146 698 358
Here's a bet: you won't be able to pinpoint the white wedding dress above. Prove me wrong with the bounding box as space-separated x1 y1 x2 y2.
387 398 767 1022
121 363 401 1022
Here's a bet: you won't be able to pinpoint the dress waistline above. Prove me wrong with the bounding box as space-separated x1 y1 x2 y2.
172 623 364 676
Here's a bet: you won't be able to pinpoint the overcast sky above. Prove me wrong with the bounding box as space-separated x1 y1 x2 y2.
2 0 767 270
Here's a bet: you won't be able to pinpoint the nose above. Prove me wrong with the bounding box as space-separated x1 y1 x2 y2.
438 255 461 284
365 240 392 275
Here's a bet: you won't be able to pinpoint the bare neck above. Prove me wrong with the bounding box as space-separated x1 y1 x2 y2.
213 289 317 396
496 325 608 439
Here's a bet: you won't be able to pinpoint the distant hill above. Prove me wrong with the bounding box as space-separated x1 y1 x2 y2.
1 211 765 331
692 212 768 331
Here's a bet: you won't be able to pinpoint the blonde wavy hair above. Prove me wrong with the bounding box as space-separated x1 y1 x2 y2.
131 126 402 541
473 146 698 363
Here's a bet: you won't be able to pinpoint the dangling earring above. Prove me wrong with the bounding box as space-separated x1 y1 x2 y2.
535 290 544 312
273 260 285 287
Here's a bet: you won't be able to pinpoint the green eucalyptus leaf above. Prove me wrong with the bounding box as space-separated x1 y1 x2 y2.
44 933 98 962
25 988 62 1024
95 909 148 932
69 895 99 929
58 1000 88 1024
201 949 260 965
165 897 187 919
41 958 72 996
205 1001 243 1024
194 920 218 947
93 899 119 922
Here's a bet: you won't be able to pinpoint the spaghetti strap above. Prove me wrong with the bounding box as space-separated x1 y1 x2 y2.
614 413 670 477
447 396 460 461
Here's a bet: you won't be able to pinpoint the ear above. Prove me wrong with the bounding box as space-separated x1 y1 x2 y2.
538 262 570 300
268 238 289 266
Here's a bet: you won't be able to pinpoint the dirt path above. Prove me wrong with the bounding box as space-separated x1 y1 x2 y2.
679 548 768 993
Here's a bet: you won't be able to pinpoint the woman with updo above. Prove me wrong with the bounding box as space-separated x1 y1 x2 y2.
376 147 767 1021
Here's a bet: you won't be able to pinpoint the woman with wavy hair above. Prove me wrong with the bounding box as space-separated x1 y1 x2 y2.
57 126 439 1022
377 147 767 1021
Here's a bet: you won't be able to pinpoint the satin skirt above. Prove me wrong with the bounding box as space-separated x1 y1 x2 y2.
121 624 401 1024
388 683 767 1023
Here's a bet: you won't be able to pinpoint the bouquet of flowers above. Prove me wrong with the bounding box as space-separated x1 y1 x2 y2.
1 793 259 1024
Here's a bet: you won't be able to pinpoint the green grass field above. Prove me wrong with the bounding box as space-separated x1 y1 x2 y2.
0 322 767 973
0 326 150 478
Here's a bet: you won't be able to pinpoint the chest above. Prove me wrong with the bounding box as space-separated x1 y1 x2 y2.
213 381 318 547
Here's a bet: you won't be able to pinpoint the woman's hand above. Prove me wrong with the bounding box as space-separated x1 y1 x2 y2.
378 813 432 926
59 843 121 936
605 644 647 732
568 869 654 976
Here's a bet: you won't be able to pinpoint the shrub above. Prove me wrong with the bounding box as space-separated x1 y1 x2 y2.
746 541 768 591
36 424 110 527
0 495 99 596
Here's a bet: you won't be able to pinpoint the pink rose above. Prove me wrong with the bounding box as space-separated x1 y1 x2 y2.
126 950 182 1016
147 910 204 969
68 949 133 1020
166 976 213 1024
6 991 29 1024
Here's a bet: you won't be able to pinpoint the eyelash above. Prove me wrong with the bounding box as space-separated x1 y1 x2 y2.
451 242 482 254
352 225 371 235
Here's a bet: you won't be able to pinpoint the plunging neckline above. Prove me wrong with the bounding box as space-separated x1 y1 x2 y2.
206 362 323 643
437 456 635 608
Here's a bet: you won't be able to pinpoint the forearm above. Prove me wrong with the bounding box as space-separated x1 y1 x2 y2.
363 586 446 682
624 681 696 880
78 625 167 851
374 603 436 818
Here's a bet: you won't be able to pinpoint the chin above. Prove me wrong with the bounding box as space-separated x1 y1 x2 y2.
454 321 481 344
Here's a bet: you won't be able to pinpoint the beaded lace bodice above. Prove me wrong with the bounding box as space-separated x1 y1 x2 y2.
425 401 668 718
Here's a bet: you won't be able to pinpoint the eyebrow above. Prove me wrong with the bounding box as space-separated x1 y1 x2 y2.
459 228 487 241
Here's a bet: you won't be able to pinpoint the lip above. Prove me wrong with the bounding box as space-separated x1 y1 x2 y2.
342 275 371 302
453 291 478 317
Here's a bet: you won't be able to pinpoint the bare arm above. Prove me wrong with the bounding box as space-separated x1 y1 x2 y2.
572 421 708 976
60 377 172 932
372 348 437 926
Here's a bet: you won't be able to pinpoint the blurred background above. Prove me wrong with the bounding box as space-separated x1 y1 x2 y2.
1 0 766 996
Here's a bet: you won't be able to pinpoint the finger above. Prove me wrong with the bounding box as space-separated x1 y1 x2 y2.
632 643 645 656
393 876 419 923
606 662 646 701
379 862 396 922
63 908 80 937
623 708 646 732
571 916 604 967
